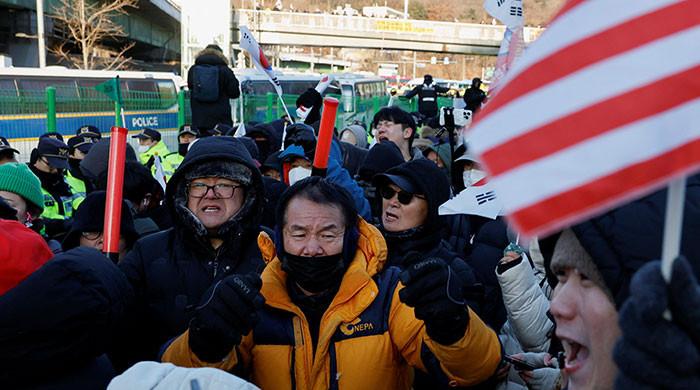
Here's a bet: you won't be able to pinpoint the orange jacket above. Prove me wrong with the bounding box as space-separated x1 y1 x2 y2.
163 219 501 389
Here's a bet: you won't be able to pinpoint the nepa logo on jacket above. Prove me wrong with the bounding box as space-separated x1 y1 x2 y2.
339 317 375 336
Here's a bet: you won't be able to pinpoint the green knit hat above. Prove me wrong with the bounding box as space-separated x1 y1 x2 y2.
0 163 44 212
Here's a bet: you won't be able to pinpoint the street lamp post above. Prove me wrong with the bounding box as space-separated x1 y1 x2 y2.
36 0 46 67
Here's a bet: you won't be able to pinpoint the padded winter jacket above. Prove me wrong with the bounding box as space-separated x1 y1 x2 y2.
163 219 502 389
496 255 553 353
111 137 267 371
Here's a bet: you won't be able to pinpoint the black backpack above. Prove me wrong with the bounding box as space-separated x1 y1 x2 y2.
192 65 220 102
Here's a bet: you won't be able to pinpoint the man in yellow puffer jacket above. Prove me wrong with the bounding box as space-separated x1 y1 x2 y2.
162 177 502 389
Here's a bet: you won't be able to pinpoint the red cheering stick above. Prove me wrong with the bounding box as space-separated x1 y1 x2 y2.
312 97 339 177
103 126 128 263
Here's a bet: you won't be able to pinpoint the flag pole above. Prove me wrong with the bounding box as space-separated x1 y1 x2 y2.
661 177 686 282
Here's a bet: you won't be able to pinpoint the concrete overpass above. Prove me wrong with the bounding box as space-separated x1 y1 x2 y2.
234 9 544 56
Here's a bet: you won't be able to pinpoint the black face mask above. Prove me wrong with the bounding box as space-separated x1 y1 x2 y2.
281 251 346 293
178 142 189 157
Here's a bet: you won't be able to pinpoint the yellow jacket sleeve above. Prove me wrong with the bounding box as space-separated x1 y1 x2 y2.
161 329 254 372
388 283 502 387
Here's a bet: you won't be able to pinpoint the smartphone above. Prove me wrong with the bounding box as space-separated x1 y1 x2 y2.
504 355 538 371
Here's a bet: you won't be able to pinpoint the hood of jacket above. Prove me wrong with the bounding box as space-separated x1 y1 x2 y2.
165 136 265 249
194 48 228 66
256 218 387 310
341 125 368 149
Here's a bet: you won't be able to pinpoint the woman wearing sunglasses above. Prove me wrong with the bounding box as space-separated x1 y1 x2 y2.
372 158 483 291
372 159 488 388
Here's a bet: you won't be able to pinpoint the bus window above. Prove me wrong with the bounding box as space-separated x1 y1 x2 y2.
126 80 157 94
341 85 353 112
157 81 176 101
18 78 78 99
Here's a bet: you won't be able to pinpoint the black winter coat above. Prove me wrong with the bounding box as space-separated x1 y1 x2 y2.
110 137 267 371
0 247 133 389
188 48 240 130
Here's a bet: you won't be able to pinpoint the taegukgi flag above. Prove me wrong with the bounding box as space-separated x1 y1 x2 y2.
239 26 283 97
469 0 700 237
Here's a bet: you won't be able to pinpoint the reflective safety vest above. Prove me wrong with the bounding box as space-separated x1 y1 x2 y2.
163 152 185 176
40 187 81 220
64 171 86 210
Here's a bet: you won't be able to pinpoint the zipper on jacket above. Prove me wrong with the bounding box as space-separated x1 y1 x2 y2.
209 247 223 279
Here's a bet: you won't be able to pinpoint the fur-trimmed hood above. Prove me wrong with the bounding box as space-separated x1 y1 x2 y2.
165 137 264 250
194 48 229 66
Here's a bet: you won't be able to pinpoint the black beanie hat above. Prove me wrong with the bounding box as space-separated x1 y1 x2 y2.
358 141 404 181
62 191 137 250
373 159 451 230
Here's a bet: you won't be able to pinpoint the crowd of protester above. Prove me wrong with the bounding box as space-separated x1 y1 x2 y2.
1 60 699 389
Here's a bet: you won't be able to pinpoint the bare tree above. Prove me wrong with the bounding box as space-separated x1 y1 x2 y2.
50 0 138 70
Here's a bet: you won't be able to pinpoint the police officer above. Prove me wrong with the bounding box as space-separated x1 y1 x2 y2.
132 128 173 181
28 138 80 238
162 124 199 174
65 134 97 207
404 75 451 121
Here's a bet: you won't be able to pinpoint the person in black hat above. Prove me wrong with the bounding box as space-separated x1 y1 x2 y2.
66 134 97 202
354 140 405 222
0 136 19 165
62 191 138 261
163 124 199 173
75 125 102 139
28 137 80 238
188 44 240 132
245 123 281 163
372 158 487 389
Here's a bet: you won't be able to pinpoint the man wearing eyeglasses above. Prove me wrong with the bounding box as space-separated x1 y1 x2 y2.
372 106 424 162
162 177 501 389
111 136 267 371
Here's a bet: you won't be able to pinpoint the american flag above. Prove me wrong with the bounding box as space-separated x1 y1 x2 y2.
469 0 700 237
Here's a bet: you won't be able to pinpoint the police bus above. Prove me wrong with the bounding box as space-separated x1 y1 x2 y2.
0 66 183 158
235 69 387 128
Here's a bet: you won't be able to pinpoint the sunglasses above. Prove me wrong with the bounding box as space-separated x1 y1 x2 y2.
380 186 425 205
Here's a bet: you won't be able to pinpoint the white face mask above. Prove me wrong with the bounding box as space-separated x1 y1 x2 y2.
137 144 150 154
288 166 312 185
296 106 309 122
463 169 486 187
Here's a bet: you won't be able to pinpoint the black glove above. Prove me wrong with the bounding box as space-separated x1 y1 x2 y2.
188 273 265 362
613 256 700 389
399 258 469 345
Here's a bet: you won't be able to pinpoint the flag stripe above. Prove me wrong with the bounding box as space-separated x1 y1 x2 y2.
497 0 681 91
510 139 700 236
492 99 700 212
482 64 700 175
471 26 700 153
480 1 698 122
